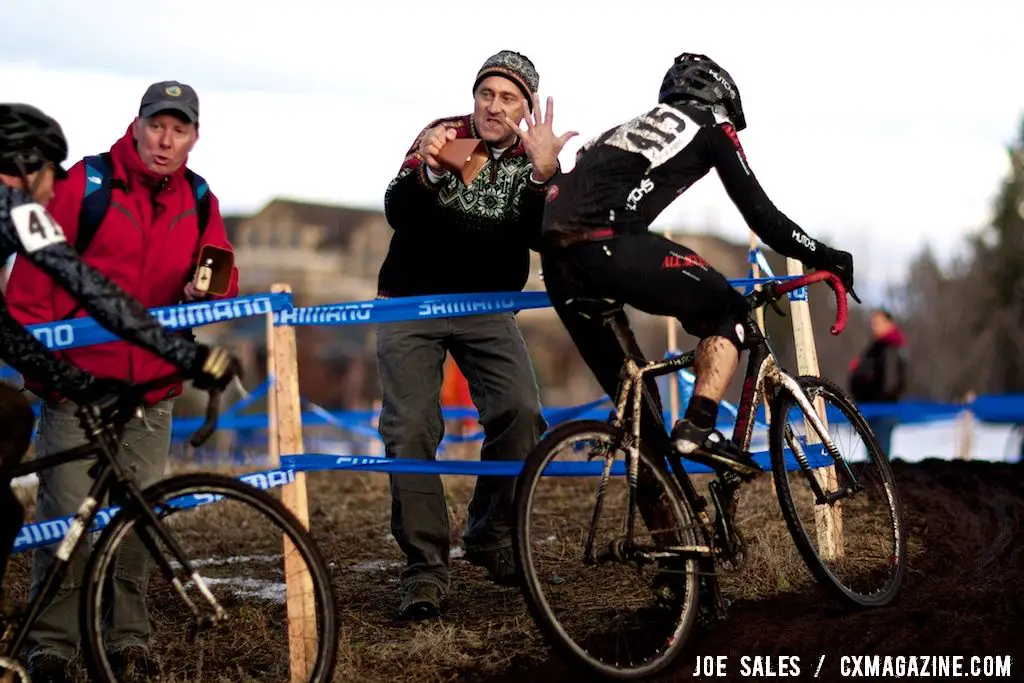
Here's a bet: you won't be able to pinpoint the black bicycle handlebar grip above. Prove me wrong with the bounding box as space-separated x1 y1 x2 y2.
189 388 222 448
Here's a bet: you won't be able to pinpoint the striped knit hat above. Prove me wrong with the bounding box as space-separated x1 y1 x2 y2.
473 50 539 111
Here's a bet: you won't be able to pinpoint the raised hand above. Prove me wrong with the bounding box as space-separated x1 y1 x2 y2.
503 94 578 183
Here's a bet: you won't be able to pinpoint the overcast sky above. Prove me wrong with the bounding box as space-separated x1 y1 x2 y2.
4 0 1022 302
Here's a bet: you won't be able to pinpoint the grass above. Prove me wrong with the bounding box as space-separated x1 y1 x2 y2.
1 457 923 682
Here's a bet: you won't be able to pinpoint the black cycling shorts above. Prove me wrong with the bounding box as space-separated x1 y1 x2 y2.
542 232 751 349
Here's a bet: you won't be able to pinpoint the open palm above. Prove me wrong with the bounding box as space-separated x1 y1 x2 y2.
504 94 577 182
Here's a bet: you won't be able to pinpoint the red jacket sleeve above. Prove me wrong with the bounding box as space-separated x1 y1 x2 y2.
6 162 87 326
199 191 239 299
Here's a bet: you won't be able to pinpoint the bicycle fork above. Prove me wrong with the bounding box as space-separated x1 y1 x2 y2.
773 375 862 504
122 481 230 640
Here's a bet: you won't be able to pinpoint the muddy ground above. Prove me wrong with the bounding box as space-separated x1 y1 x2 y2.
4 457 1022 681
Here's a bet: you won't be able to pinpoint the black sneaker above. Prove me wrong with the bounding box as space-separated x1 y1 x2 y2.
26 654 73 683
108 645 159 682
396 582 442 621
671 419 762 480
464 546 520 587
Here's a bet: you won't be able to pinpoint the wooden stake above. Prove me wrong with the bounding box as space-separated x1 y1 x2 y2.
749 235 776 497
665 231 681 426
267 282 318 682
955 390 976 461
785 259 843 562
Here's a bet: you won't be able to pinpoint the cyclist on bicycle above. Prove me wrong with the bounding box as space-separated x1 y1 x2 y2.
537 53 854 478
0 103 239 592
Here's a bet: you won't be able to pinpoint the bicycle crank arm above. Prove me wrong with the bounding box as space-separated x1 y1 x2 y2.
595 539 712 566
594 537 629 565
187 611 231 644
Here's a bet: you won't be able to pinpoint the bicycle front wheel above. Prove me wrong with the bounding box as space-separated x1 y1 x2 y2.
514 420 703 680
80 473 337 683
768 375 907 608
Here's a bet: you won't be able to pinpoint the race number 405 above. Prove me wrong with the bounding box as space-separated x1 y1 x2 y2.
10 202 67 253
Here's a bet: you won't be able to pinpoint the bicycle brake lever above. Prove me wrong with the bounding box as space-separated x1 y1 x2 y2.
769 299 787 318
231 375 250 401
848 286 862 304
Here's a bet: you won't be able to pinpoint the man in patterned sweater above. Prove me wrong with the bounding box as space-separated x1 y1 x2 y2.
377 49 577 620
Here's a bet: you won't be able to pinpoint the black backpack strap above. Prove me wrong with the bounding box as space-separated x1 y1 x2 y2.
76 153 116 254
63 153 122 321
184 168 211 236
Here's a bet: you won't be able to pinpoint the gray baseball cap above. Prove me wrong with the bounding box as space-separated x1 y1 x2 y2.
139 81 199 123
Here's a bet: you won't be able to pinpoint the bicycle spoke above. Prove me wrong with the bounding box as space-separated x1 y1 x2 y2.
770 376 907 608
516 421 704 679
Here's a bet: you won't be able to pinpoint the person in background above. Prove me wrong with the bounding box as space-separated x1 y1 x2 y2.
6 82 239 682
376 49 575 620
848 308 908 457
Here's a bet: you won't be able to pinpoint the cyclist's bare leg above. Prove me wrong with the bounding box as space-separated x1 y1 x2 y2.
692 335 739 406
673 334 758 476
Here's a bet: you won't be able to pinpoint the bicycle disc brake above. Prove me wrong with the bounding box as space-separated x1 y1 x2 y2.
709 476 747 572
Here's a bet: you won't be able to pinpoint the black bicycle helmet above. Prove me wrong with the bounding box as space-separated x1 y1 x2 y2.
0 103 69 178
658 53 747 131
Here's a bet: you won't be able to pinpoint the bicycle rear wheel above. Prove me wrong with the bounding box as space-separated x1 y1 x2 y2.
768 375 907 608
514 420 703 680
80 473 337 683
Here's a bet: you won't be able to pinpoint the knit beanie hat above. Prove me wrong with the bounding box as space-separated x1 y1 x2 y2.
473 50 539 111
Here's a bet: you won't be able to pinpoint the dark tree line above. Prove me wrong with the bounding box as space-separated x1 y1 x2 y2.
888 115 1024 400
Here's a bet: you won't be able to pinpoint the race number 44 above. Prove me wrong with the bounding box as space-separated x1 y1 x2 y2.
10 202 66 253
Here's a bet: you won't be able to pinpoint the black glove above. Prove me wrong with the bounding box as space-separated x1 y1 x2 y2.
190 344 241 392
815 247 854 292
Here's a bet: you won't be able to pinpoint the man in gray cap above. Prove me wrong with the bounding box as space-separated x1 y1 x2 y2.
376 50 577 621
139 80 200 122
7 79 239 682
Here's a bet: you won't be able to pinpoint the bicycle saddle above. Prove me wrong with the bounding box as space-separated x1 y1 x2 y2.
565 297 623 320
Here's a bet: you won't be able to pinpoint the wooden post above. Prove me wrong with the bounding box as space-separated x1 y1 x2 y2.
370 398 383 457
665 233 681 425
785 259 843 561
266 283 318 682
955 390 976 460
749 234 767 337
750 236 776 496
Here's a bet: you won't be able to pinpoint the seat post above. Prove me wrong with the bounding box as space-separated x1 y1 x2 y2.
603 311 672 437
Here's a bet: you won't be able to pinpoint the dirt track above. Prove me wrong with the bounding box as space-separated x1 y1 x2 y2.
484 458 1024 682
5 458 1021 681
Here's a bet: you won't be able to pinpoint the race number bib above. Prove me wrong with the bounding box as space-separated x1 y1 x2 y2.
603 104 699 168
10 203 66 253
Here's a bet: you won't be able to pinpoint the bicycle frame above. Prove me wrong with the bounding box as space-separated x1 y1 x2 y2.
1 389 228 662
600 273 854 549
602 313 768 541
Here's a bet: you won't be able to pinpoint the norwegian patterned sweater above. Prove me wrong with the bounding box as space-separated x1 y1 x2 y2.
377 114 549 297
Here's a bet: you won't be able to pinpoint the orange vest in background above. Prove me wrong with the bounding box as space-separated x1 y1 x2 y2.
441 356 474 429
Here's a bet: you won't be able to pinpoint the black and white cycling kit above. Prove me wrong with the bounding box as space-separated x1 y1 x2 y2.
0 185 199 402
539 102 842 453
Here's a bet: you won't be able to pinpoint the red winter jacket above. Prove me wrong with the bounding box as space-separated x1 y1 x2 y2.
6 123 239 405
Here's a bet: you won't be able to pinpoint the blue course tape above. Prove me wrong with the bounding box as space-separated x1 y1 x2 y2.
273 279 803 329
14 292 292 353
12 443 829 554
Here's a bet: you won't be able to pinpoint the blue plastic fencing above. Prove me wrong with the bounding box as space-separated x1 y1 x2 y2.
6 255 1024 552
